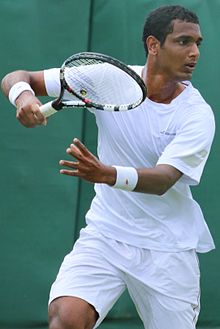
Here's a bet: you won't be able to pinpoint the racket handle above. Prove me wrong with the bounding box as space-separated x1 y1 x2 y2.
39 101 58 118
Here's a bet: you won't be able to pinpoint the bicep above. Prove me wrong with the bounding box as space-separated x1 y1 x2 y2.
1 70 47 97
157 111 215 185
29 71 48 96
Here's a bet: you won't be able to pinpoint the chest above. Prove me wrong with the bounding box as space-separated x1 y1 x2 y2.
95 103 180 165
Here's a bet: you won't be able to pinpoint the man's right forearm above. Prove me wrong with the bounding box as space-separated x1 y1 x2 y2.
1 70 48 127
1 70 31 97
1 70 47 98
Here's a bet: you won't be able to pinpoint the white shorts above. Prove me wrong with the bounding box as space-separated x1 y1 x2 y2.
49 225 200 329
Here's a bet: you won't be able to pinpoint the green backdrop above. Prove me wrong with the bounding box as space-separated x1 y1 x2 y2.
0 1 219 328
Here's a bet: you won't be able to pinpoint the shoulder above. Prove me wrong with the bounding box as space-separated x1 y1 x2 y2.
178 82 215 126
175 84 215 144
43 68 60 97
183 82 213 113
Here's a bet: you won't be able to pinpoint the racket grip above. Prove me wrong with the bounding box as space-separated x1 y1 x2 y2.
39 101 58 118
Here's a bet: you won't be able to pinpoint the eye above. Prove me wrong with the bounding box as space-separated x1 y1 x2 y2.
177 37 202 47
178 38 188 46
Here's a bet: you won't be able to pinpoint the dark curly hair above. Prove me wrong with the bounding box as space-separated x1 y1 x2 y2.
142 5 199 56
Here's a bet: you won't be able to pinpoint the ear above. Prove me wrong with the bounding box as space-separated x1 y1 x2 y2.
146 36 160 55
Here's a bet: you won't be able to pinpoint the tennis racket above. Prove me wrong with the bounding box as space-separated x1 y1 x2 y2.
40 52 147 118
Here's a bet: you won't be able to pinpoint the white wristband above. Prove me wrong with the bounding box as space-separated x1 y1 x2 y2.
112 166 138 191
8 81 35 106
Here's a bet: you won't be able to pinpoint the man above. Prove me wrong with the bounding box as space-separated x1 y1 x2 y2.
1 5 215 329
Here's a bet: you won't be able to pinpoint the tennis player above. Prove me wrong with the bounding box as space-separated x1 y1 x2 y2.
1 5 215 329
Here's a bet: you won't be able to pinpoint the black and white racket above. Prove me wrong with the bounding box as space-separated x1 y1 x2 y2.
40 52 147 117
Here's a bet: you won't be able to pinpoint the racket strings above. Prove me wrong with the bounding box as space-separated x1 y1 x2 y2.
65 67 99 101
67 58 103 68
64 61 144 106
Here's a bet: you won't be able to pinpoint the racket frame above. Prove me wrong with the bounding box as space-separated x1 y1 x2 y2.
40 52 147 117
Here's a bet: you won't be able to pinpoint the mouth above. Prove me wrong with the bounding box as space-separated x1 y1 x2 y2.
184 62 197 73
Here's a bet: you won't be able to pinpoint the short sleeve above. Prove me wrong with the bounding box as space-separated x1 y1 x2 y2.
157 106 215 185
44 68 60 97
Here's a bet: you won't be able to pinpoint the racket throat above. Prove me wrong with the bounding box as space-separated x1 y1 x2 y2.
52 99 63 111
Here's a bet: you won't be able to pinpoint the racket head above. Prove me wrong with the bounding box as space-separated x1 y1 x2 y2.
59 52 147 111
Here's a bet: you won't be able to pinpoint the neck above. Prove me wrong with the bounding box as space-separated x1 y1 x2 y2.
142 63 186 104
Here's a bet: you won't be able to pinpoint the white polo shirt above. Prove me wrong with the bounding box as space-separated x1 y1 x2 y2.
44 66 215 253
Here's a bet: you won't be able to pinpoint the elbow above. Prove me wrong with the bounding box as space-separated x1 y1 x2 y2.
156 186 169 196
155 180 173 196
154 168 182 195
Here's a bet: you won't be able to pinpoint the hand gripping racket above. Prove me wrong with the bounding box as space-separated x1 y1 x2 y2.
39 52 147 117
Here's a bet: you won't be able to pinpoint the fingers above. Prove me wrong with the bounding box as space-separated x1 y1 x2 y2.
59 160 78 167
59 169 78 176
59 138 98 179
16 108 47 128
16 95 47 128
70 138 90 155
59 139 113 185
32 104 47 126
59 159 82 177
65 138 91 160
72 138 88 151
66 143 82 158
59 144 82 175
59 139 86 175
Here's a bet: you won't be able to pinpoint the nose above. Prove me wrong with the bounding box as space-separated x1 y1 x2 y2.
189 42 200 59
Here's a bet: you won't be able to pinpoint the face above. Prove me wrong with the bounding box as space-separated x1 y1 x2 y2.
155 20 202 81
